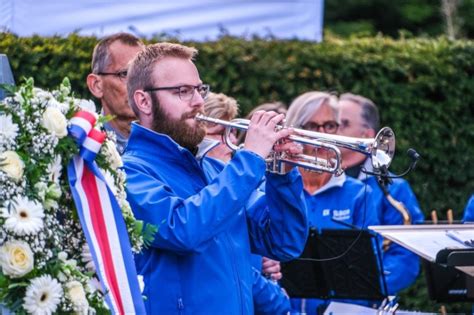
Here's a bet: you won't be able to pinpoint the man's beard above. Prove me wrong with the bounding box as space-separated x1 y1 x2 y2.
150 93 206 152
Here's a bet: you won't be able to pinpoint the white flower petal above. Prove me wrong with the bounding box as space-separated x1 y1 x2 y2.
23 275 63 314
5 196 44 236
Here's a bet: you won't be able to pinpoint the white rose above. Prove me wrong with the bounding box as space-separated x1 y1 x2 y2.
42 107 68 138
103 140 123 169
0 151 24 182
0 240 34 278
66 281 89 313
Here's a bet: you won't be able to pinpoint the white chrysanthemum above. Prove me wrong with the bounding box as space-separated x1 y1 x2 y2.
81 243 95 273
46 155 62 183
4 196 44 236
23 275 63 314
0 114 19 140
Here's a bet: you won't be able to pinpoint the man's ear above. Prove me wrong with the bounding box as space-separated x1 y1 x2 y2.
86 73 103 99
134 90 152 115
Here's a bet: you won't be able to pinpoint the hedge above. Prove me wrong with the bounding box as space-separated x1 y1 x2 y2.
1 33 473 312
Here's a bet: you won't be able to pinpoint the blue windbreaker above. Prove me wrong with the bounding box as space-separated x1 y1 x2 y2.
357 158 425 294
122 123 308 315
462 195 474 222
290 173 381 314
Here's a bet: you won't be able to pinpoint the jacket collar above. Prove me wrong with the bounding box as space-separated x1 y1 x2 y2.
310 172 346 196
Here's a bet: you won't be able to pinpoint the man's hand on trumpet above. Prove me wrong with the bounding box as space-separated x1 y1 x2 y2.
243 110 303 160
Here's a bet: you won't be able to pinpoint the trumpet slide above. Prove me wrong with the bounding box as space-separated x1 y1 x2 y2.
195 114 395 175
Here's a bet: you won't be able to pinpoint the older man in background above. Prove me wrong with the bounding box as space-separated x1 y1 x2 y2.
86 32 144 153
338 93 425 295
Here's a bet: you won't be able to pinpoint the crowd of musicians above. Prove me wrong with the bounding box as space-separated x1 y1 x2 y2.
85 32 474 314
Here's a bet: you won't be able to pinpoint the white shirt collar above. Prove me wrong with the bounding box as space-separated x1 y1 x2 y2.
310 172 346 196
357 158 373 181
196 137 220 160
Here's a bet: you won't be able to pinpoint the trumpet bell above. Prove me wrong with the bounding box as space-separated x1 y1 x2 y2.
371 127 396 169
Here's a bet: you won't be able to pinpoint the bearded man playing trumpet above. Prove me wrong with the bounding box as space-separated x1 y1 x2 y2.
284 91 381 315
122 42 309 314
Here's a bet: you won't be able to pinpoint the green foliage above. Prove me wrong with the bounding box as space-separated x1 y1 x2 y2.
324 0 474 39
1 33 473 312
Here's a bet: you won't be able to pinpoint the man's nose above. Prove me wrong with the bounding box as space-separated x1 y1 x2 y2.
190 90 205 108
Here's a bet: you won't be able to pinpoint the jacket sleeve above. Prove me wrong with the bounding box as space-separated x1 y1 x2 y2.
245 168 309 262
123 150 266 253
383 243 420 295
252 267 291 315
462 195 474 222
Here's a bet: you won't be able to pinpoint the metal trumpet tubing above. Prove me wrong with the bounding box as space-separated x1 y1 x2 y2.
195 114 396 175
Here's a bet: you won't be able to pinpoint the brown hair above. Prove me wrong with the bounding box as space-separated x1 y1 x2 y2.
127 42 198 116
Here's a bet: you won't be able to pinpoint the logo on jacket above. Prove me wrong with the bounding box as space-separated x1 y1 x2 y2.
332 209 351 221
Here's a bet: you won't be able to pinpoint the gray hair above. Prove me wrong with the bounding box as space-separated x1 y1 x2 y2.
91 32 144 74
286 91 339 128
340 93 380 131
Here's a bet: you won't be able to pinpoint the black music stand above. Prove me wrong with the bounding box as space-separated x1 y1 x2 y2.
423 248 474 302
281 228 387 301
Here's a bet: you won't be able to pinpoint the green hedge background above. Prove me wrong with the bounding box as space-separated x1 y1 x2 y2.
1 33 473 312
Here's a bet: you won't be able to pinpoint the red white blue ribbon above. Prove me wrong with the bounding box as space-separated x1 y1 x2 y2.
67 111 145 314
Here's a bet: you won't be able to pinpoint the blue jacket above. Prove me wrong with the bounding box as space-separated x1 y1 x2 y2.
462 195 474 222
123 123 308 315
357 159 425 294
290 174 381 314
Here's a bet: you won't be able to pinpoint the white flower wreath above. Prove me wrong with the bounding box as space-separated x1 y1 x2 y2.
0 78 155 313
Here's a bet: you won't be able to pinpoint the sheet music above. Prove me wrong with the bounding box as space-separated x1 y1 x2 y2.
369 225 474 276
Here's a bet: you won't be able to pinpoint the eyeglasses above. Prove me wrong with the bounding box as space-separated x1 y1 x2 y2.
97 70 128 80
144 84 210 102
302 121 339 134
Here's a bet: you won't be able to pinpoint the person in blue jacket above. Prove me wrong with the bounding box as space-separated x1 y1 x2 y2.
123 42 309 315
462 195 474 222
284 91 382 314
338 93 425 295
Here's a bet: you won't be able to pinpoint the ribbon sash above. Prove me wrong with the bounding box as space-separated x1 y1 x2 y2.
67 111 145 314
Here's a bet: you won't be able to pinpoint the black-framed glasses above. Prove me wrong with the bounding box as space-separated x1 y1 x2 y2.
144 84 210 102
303 121 339 134
97 70 128 80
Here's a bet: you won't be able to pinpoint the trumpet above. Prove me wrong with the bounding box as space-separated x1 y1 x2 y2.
196 114 395 175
